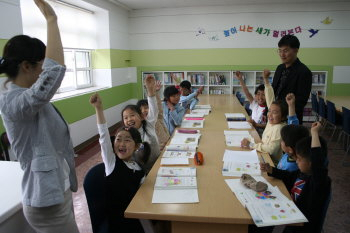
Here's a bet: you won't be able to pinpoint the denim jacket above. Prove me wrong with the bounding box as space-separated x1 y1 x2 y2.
0 58 78 207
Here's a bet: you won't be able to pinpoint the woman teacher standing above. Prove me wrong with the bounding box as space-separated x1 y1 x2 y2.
0 0 79 232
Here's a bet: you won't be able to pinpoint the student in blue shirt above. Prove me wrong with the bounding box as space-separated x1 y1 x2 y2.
277 93 310 171
179 80 204 110
162 85 186 135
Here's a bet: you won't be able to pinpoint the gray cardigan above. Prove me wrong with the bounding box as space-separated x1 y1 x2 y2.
0 58 78 207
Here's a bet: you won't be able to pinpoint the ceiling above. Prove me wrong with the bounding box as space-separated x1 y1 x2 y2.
111 0 350 10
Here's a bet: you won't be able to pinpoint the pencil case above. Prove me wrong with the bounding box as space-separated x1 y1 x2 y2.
194 152 204 165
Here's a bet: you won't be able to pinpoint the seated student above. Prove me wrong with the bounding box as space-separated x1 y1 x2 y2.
241 70 288 164
121 75 160 173
259 122 331 233
162 85 186 135
235 71 267 135
179 80 204 110
278 93 310 171
137 79 170 151
90 93 150 233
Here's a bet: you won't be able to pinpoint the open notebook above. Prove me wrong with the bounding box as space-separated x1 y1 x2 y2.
222 149 261 176
225 177 308 227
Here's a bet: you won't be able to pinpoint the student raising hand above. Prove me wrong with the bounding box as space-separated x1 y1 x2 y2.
144 75 156 97
90 93 102 109
286 93 296 106
235 71 243 81
155 80 162 92
263 69 271 81
34 0 57 21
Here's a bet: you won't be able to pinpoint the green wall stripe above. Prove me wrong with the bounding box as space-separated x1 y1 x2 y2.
52 83 137 124
92 49 130 69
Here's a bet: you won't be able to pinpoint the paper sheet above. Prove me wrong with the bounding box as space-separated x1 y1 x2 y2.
228 121 252 129
225 113 246 118
222 149 260 163
160 158 189 165
157 167 197 177
222 161 261 177
181 120 204 128
191 109 210 115
162 151 196 158
152 189 199 203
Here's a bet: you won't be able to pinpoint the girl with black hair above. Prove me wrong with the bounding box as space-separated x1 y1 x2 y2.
90 93 151 233
162 85 186 135
0 0 79 232
121 75 160 173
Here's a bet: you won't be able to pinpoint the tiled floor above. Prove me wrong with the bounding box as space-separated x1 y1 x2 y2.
72 131 350 233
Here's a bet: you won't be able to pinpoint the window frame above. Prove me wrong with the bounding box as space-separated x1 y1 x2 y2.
58 48 93 93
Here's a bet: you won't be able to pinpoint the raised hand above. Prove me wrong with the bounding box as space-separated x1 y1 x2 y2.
311 121 322 134
285 93 296 106
90 93 102 109
144 75 156 97
235 71 243 81
34 0 57 21
263 69 271 80
155 80 162 92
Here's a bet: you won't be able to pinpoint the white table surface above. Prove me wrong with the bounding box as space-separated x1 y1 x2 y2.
0 161 24 223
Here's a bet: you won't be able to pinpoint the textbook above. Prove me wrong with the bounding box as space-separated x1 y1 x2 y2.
162 151 196 158
170 133 201 146
185 113 205 118
165 144 197 152
160 157 189 165
225 178 308 227
228 121 252 129
225 113 246 121
154 176 197 190
222 149 260 163
194 105 211 110
191 109 210 115
157 167 197 177
222 161 261 176
181 119 204 128
224 130 253 147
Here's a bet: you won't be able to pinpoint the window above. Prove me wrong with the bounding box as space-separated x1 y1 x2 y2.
58 49 93 92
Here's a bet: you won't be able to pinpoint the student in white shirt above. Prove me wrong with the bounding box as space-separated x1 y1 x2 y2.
90 93 150 233
121 75 160 173
235 71 267 135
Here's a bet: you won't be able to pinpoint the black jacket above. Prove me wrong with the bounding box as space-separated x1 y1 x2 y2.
272 58 312 123
269 147 331 233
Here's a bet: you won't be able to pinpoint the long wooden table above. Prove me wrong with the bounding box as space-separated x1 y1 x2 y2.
324 96 350 111
125 95 291 233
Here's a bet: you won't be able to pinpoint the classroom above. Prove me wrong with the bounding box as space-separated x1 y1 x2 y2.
0 0 349 232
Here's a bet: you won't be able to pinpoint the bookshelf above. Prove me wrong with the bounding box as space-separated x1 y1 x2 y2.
141 70 327 122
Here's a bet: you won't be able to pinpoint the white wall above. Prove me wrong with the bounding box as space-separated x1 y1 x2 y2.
0 0 22 39
129 2 350 49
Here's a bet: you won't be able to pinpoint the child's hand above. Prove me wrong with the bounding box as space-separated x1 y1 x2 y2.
263 69 271 81
198 86 204 94
260 162 272 174
167 101 175 111
144 75 156 96
285 93 296 106
241 138 251 148
311 122 322 134
155 80 162 92
235 71 243 81
247 119 256 127
34 0 57 21
90 93 102 109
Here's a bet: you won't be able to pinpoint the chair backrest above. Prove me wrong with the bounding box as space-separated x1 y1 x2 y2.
83 163 107 233
311 93 319 114
244 102 252 116
318 97 326 118
326 101 336 124
342 107 350 135
319 188 332 233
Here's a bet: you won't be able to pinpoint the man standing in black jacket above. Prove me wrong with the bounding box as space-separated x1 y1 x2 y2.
272 35 312 124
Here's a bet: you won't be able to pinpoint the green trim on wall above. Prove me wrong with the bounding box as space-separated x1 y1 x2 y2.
92 49 130 69
131 48 350 96
52 83 137 124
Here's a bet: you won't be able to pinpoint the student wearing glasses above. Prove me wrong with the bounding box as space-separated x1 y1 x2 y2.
272 35 312 124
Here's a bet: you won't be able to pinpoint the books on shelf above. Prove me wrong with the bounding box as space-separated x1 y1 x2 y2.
157 167 197 177
225 177 307 227
188 74 206 85
164 72 184 85
209 74 227 85
312 74 326 84
256 76 273 85
209 88 226 94
228 121 252 129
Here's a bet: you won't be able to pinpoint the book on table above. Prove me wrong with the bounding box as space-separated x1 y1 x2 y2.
157 167 197 177
227 121 252 129
225 113 247 121
224 130 253 147
181 119 204 128
222 149 261 176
